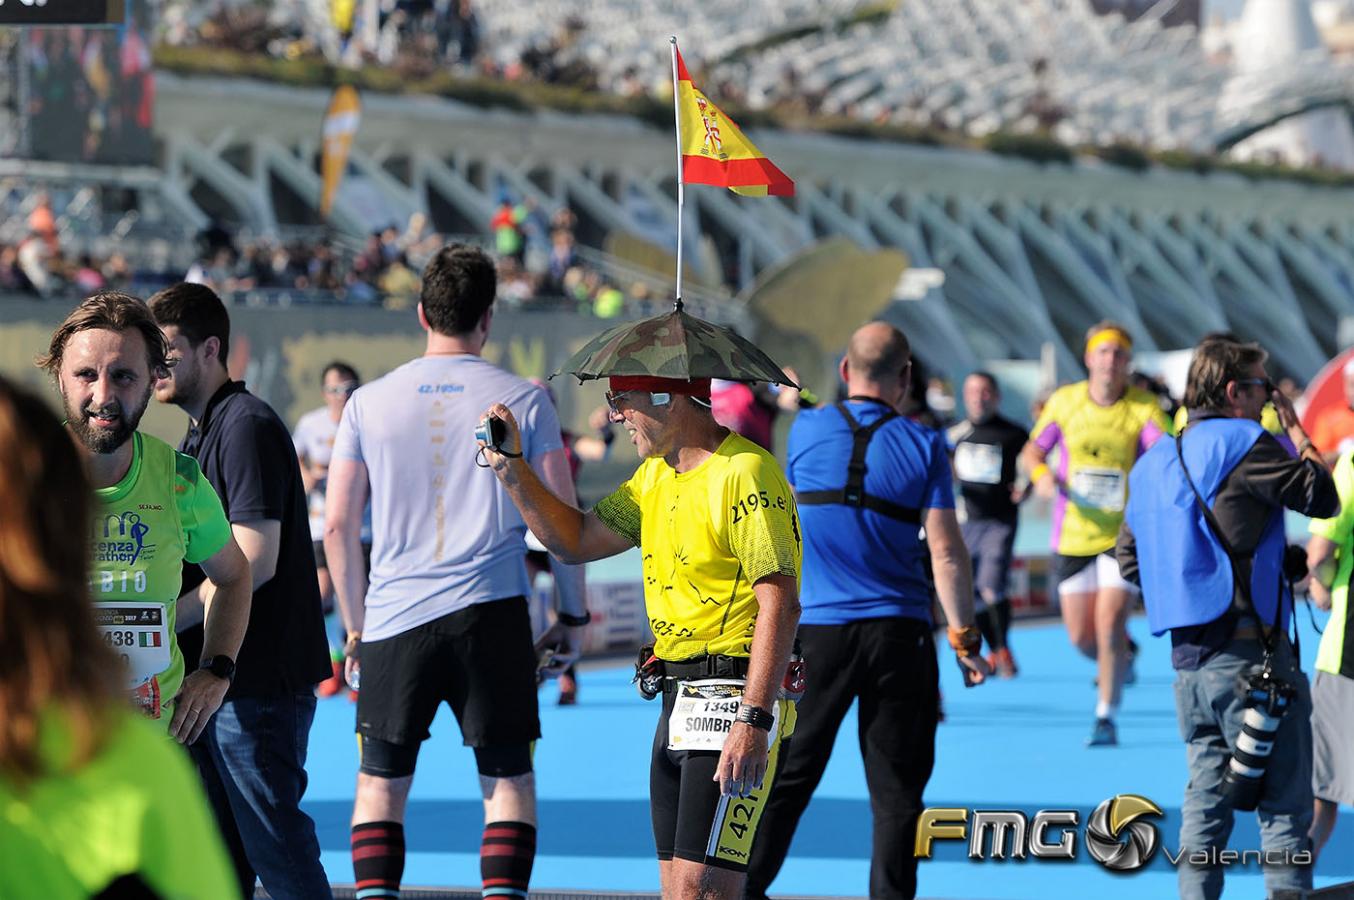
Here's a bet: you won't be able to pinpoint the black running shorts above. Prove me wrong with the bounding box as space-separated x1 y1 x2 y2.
355 597 540 752
649 682 793 871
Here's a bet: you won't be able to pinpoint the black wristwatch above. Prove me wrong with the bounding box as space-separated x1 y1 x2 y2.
557 610 591 627
200 655 236 683
736 703 775 732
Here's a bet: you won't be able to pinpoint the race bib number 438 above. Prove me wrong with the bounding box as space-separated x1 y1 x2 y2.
94 602 170 688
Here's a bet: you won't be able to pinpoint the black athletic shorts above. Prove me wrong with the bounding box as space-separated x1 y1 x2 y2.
355 597 540 750
1053 550 1113 582
650 679 792 871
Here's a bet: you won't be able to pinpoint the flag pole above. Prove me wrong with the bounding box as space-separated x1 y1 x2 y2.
669 36 685 313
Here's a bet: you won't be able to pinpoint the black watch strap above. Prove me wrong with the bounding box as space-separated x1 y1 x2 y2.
200 655 236 682
736 703 775 732
557 610 591 627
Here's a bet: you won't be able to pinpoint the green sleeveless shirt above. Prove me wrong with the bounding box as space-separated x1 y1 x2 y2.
90 433 232 723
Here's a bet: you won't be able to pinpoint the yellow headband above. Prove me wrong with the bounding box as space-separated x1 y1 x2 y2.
1086 328 1133 354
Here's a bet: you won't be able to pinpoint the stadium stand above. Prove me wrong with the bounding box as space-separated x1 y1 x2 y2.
10 1 1354 383
156 0 1354 160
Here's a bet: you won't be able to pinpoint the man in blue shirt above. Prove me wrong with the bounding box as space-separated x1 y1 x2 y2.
746 321 989 900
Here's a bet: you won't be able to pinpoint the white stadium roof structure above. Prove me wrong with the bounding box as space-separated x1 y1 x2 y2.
45 70 1341 385
476 0 1354 159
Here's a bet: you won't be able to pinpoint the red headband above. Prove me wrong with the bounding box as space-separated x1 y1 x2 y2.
609 375 712 400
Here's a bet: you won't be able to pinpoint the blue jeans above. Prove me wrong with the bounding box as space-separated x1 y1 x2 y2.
1173 636 1313 900
191 691 332 900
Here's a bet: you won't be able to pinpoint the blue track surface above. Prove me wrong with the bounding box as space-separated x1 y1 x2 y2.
301 614 1354 899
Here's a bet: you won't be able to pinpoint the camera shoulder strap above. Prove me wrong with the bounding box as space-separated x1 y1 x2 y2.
1174 429 1280 656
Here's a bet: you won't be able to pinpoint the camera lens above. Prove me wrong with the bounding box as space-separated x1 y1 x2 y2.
1220 670 1293 811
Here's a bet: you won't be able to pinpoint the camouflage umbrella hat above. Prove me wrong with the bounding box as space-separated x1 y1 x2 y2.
554 307 796 386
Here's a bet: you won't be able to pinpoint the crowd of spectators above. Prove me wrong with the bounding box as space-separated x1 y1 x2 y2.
0 193 133 298
2 190 652 315
158 0 606 92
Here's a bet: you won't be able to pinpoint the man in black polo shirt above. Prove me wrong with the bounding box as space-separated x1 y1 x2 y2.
149 283 332 900
946 371 1029 677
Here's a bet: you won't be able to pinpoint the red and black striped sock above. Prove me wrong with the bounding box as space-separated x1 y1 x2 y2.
480 820 536 898
352 820 404 899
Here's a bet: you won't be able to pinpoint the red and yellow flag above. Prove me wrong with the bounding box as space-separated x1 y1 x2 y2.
675 49 793 197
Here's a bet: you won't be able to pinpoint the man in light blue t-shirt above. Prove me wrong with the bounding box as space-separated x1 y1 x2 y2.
748 322 988 900
324 244 588 900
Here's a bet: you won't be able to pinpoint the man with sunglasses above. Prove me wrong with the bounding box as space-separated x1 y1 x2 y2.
294 361 370 698
1118 337 1333 900
481 373 802 900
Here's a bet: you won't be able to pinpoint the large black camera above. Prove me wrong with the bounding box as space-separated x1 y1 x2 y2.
1283 544 1309 582
1221 665 1297 811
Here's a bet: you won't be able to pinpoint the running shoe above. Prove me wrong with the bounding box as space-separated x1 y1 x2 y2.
1087 717 1117 747
316 659 344 698
993 647 1018 678
557 672 578 706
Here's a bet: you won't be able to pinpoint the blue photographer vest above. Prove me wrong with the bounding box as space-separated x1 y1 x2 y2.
1125 417 1287 637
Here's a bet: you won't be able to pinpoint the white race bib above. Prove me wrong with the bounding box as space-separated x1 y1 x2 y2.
1068 466 1126 512
954 442 1003 485
667 678 780 752
94 602 170 689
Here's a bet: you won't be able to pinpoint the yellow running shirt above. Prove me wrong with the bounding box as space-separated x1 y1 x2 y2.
1031 382 1171 557
594 432 801 661
1175 403 1283 436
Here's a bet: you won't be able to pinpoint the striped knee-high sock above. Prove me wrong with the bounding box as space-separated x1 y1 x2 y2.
352 820 404 899
481 820 536 899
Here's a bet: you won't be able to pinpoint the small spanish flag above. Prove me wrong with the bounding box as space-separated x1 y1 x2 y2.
675 47 793 197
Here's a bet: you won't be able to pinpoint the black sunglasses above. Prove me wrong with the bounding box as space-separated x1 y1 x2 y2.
1234 378 1275 394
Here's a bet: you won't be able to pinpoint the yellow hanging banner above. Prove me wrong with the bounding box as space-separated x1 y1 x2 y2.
319 85 361 219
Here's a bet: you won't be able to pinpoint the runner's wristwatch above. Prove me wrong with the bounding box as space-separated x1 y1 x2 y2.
200 655 236 682
947 625 983 658
736 704 775 731
557 610 591 627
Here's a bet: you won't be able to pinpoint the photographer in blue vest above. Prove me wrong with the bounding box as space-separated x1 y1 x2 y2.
1117 336 1336 900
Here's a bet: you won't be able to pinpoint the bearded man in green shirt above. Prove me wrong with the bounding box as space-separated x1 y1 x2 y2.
39 291 252 745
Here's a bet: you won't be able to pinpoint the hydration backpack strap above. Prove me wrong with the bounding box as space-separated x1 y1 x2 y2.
796 402 922 525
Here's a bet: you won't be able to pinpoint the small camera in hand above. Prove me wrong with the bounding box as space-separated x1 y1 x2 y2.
475 414 507 451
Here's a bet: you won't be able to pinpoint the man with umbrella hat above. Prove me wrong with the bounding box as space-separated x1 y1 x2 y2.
481 305 803 899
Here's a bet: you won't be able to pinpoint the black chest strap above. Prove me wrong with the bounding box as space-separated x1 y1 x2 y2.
796 401 922 525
